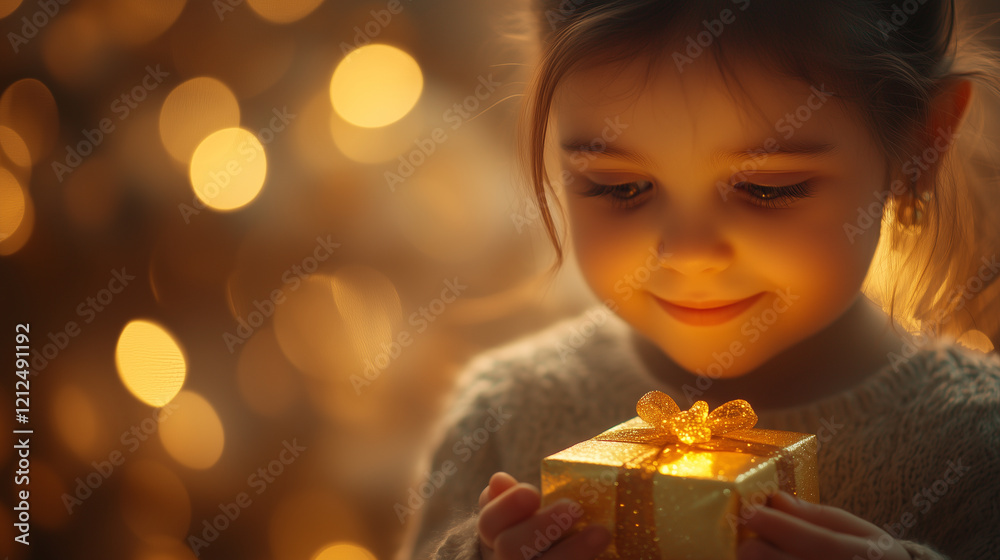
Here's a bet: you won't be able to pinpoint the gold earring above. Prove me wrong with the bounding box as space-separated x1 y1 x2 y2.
896 181 932 227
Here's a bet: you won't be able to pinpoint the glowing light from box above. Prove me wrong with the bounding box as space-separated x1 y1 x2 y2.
160 77 241 163
957 329 994 352
330 265 401 372
159 390 225 470
115 319 187 407
188 127 267 211
312 542 377 560
247 0 323 23
658 453 716 478
0 79 59 164
330 44 423 128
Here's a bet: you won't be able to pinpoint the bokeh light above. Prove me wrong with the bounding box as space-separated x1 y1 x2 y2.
100 0 187 46
236 326 300 417
115 320 187 407
159 77 241 164
330 44 423 128
246 0 324 23
0 125 31 169
0 0 22 19
330 265 401 371
312 542 377 560
158 390 226 470
0 78 59 164
188 127 267 211
52 384 102 461
0 167 25 242
41 9 110 88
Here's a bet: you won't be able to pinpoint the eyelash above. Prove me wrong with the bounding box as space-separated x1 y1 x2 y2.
580 179 816 210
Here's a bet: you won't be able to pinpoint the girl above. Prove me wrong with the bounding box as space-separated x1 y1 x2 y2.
397 0 1000 558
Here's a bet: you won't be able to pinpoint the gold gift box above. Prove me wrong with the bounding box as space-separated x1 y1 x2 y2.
540 391 819 560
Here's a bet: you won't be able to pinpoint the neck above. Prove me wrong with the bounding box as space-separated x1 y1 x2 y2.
630 294 912 411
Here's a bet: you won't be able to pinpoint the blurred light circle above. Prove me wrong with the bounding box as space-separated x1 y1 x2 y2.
0 126 32 169
158 390 225 469
0 0 22 19
189 127 267 211
312 543 377 560
957 329 994 352
159 77 241 163
0 169 33 256
273 274 354 378
330 44 423 128
0 167 25 242
0 78 59 164
115 319 187 407
52 384 101 461
42 9 110 88
330 265 401 369
120 459 191 544
247 0 323 23
101 0 186 45
269 491 367 560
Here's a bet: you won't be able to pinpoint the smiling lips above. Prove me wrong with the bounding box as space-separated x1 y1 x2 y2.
656 292 766 327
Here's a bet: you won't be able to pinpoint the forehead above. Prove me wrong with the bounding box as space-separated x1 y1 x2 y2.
552 53 867 165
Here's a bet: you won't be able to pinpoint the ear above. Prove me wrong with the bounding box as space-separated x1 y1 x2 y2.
924 77 973 154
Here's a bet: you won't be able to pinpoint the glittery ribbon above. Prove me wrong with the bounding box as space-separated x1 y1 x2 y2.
594 391 798 559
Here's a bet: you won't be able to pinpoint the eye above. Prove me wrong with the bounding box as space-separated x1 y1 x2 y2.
580 179 654 210
734 180 816 209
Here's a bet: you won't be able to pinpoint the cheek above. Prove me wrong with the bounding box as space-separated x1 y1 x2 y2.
568 202 652 298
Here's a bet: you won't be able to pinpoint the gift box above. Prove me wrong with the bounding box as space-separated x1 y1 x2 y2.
540 391 819 560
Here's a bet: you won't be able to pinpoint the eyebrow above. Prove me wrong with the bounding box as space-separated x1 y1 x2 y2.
559 137 837 167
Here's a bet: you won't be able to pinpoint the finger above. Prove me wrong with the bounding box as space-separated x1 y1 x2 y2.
479 485 492 509
540 525 611 560
478 483 541 548
492 500 593 560
489 472 520 500
744 502 870 559
737 537 799 560
768 491 880 537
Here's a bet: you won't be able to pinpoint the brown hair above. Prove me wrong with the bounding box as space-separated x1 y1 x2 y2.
497 0 1000 349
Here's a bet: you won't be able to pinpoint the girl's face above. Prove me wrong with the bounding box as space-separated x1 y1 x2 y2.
553 54 889 378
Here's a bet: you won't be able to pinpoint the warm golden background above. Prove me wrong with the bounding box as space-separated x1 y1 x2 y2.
3 1 1000 559
0 1 598 559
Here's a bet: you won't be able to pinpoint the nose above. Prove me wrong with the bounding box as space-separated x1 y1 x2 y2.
656 222 733 276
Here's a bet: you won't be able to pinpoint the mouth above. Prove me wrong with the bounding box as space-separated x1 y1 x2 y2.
655 292 766 327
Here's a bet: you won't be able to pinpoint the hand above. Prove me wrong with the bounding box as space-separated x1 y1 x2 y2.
738 491 912 560
477 471 611 560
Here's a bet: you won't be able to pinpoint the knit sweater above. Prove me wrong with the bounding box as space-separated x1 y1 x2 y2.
396 303 1000 560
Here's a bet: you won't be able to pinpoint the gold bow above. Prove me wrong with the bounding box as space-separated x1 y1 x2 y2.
636 390 758 445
